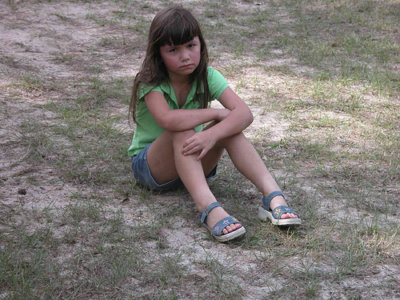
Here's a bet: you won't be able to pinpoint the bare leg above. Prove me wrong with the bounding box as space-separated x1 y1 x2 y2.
217 132 298 219
147 129 242 234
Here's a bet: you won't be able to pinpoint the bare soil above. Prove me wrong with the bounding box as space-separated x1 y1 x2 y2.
1 1 399 299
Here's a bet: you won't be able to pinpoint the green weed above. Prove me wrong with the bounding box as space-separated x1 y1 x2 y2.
1 0 399 299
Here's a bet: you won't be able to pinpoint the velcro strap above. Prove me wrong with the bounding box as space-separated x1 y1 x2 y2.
211 216 240 236
200 202 221 224
262 191 284 210
272 206 295 219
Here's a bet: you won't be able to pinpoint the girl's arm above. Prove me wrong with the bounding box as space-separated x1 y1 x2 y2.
182 87 253 159
144 91 228 131
205 87 253 139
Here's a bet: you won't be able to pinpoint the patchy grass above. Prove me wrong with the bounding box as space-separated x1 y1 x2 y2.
0 0 399 299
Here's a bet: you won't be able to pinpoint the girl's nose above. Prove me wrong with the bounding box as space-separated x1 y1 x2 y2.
181 50 190 61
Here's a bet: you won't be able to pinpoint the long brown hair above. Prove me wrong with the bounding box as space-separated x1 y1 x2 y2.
129 6 210 123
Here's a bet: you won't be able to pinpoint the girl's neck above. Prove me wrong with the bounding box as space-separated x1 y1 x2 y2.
168 72 191 86
168 74 192 107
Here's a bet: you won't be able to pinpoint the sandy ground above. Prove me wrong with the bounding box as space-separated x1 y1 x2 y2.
1 1 399 299
0 2 276 298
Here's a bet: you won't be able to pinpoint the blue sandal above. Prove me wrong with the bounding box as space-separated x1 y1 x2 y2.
258 191 302 226
200 202 246 242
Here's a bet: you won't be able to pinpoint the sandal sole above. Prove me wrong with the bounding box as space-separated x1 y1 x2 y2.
213 226 246 242
258 206 302 226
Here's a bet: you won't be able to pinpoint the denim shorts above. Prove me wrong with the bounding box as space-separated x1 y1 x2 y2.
132 144 217 192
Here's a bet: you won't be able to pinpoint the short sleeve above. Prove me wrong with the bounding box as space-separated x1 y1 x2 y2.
137 84 163 101
207 67 229 101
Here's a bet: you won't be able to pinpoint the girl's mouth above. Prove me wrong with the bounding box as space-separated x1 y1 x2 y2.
181 64 194 69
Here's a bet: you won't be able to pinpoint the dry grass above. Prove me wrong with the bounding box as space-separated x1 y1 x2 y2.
0 0 399 299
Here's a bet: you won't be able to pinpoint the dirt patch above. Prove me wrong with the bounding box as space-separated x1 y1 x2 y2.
1 1 399 299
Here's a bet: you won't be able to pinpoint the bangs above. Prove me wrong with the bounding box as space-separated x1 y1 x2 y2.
158 14 200 46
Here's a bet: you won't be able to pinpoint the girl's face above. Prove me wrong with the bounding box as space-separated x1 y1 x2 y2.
160 36 201 80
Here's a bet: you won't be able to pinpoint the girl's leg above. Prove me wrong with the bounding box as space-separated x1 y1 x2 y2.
217 132 298 219
147 129 242 234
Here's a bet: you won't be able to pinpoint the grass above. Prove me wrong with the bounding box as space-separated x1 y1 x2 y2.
0 0 399 299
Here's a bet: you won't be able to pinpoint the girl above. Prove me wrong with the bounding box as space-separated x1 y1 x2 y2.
128 6 301 242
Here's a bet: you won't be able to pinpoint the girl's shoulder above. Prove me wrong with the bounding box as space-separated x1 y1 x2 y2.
207 66 229 100
207 66 228 86
207 66 225 80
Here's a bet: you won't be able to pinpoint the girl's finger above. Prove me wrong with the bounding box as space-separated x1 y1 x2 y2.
182 142 196 153
183 144 200 156
183 136 195 147
197 148 208 160
182 141 190 148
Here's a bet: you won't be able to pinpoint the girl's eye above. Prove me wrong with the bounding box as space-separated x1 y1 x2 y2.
169 48 176 53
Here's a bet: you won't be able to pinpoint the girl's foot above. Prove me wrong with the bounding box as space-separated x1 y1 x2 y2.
269 195 298 219
200 202 246 242
206 206 242 234
258 191 302 226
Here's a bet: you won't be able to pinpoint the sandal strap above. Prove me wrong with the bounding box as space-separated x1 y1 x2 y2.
211 216 240 236
272 205 297 220
262 191 285 211
200 202 221 224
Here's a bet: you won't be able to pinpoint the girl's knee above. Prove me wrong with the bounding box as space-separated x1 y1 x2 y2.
171 129 196 146
171 129 196 140
159 129 195 142
218 132 246 147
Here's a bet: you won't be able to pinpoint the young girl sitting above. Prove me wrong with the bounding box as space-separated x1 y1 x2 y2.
128 6 301 242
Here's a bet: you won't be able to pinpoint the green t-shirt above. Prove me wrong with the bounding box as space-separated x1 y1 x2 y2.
128 67 229 156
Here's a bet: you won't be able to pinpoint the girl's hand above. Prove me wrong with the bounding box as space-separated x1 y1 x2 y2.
182 130 216 160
